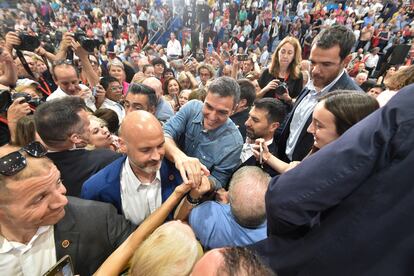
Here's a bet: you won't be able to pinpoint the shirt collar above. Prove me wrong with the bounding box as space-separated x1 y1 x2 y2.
306 69 345 94
0 226 52 253
125 157 161 190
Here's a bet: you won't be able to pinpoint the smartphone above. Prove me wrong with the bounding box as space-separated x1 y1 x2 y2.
207 42 213 54
184 53 193 64
237 54 249 61
174 93 181 108
259 141 263 164
92 86 98 97
43 255 74 276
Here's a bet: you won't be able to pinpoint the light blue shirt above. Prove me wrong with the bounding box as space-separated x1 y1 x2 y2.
163 100 243 189
156 98 174 122
189 201 267 249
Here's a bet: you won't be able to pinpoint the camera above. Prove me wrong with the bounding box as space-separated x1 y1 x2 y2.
274 82 288 95
74 30 104 53
15 32 41 52
0 90 43 113
237 54 249 61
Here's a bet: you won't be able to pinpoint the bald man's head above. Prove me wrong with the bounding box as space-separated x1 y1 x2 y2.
142 77 163 100
118 111 165 176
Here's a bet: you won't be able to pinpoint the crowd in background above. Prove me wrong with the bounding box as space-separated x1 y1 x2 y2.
1 0 414 275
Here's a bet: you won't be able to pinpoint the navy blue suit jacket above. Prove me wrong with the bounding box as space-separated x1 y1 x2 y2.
277 72 362 162
81 156 182 215
251 84 414 275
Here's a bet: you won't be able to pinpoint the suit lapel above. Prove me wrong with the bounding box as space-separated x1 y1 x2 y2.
54 201 80 271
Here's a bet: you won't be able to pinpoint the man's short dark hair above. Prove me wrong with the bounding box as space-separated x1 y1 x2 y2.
208 76 241 107
34 97 87 148
127 83 157 109
100 76 121 91
253 98 286 124
219 247 276 276
237 79 256 107
151 57 166 68
312 25 355 60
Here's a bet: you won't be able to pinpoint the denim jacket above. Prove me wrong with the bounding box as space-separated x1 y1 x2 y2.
164 100 243 189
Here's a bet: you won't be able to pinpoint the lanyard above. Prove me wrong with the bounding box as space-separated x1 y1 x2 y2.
38 77 52 96
0 116 8 125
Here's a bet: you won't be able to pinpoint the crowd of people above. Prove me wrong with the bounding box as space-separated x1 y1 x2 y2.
1 0 414 275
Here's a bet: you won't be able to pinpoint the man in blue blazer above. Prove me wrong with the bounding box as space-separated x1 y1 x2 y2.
81 110 182 225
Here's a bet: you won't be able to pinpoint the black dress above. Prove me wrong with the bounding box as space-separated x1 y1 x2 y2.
258 68 303 99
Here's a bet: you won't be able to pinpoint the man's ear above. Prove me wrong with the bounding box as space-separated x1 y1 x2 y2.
239 99 247 109
118 137 127 154
269 121 280 133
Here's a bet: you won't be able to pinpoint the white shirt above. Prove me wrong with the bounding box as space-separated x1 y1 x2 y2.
0 226 56 276
47 84 97 111
167 39 182 57
286 70 345 160
100 98 126 123
364 54 379 68
120 157 162 225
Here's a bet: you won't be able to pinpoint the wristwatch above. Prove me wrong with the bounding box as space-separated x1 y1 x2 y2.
186 193 200 206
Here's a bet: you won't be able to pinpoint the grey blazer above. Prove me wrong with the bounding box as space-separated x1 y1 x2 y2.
54 197 136 276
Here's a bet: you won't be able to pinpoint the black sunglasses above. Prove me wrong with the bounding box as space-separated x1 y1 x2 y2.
0 141 47 176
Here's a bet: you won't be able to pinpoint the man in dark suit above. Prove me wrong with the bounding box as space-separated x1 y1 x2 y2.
230 79 257 141
34 97 121 197
82 110 182 225
251 83 414 276
0 145 135 276
277 25 362 162
239 98 286 177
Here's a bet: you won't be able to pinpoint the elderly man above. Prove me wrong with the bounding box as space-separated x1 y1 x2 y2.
163 76 243 189
0 143 135 275
142 76 174 122
240 98 286 176
82 111 182 225
185 166 269 249
99 76 126 122
277 25 362 162
34 97 121 196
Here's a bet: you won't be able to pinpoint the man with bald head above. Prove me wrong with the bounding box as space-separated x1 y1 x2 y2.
81 110 182 225
142 77 174 122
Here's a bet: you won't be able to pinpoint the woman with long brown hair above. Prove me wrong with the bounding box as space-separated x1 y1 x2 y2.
258 36 303 100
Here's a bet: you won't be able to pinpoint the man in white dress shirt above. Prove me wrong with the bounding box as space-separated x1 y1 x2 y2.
166 32 182 59
82 110 182 225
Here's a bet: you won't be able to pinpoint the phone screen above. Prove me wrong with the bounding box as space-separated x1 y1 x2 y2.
207 43 213 54
43 255 74 276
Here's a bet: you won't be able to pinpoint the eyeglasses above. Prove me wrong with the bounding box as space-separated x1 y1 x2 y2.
110 85 123 91
0 141 47 176
53 59 74 66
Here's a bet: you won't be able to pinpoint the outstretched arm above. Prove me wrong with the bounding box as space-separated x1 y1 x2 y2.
94 182 192 276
